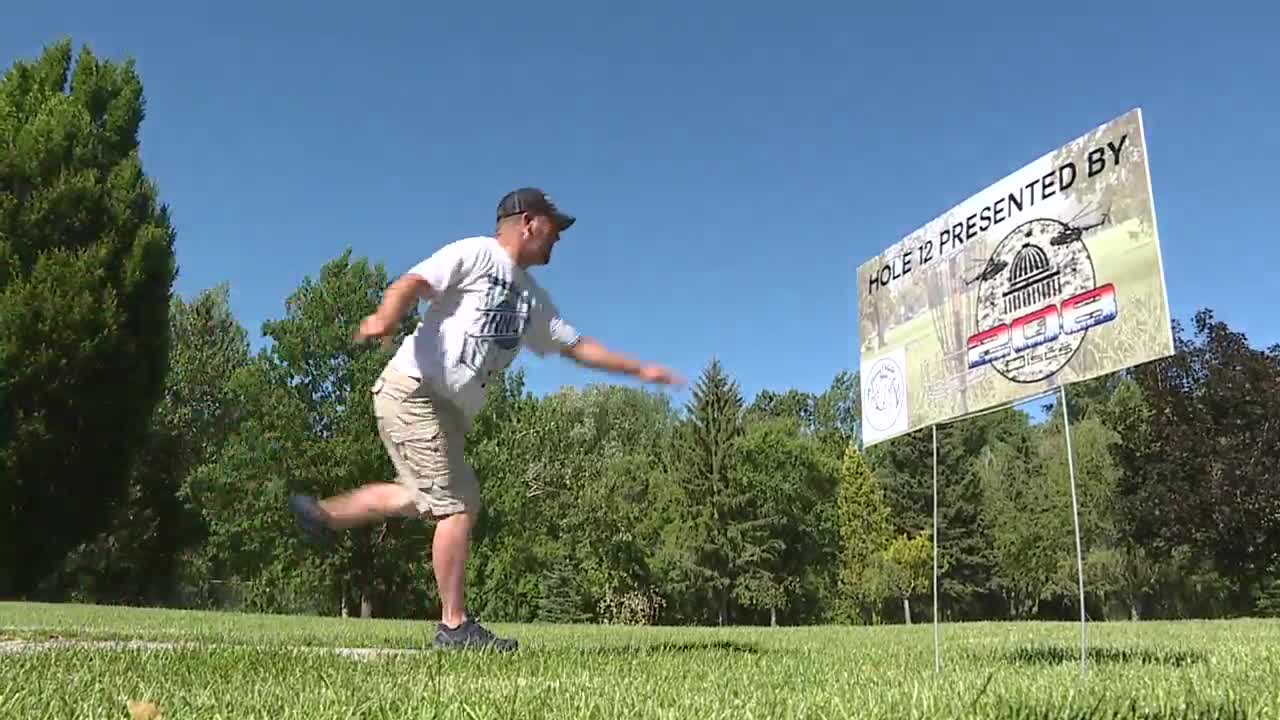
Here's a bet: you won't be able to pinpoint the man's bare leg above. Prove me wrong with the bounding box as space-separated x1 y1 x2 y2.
428 508 516 652
287 483 415 541
432 510 477 628
290 487 514 651
318 483 417 529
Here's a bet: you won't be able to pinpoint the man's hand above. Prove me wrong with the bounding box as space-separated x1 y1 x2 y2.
354 273 432 345
635 364 684 386
354 311 398 345
563 337 685 388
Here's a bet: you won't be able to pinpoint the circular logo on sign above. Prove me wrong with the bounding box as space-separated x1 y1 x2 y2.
864 355 906 432
974 218 1097 384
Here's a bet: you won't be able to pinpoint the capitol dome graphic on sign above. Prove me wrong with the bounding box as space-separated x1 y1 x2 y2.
1003 243 1063 315
974 218 1098 384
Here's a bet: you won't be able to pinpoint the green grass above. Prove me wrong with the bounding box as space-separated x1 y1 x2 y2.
2 603 1278 719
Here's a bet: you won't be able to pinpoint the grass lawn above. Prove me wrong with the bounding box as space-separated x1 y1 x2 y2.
2 602 1278 719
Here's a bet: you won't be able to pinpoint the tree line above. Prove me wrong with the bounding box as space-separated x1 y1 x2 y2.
4 40 1280 625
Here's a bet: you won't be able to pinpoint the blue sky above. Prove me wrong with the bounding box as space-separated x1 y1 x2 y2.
6 1 1277 411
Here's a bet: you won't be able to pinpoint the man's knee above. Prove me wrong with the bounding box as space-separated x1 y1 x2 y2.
379 483 422 516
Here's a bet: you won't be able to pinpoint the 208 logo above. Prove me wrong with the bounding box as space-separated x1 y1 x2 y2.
967 284 1117 370
966 216 1117 383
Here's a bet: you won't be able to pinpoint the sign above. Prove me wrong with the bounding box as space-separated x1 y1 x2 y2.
857 108 1173 446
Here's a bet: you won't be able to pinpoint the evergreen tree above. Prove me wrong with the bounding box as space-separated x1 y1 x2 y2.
834 444 892 622
537 554 591 624
674 359 780 625
0 39 177 597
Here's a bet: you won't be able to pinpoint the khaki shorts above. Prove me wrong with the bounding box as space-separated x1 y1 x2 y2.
371 366 480 518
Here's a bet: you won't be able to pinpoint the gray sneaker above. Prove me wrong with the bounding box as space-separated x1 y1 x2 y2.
288 494 335 544
433 619 518 652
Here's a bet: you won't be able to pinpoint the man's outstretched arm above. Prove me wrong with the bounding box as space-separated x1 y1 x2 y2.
561 336 684 387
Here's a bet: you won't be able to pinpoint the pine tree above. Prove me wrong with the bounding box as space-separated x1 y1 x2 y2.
675 359 780 625
537 555 590 624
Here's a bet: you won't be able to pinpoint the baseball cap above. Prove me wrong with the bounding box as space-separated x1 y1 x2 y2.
496 188 575 231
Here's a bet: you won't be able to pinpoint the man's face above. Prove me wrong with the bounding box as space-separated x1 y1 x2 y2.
523 213 561 266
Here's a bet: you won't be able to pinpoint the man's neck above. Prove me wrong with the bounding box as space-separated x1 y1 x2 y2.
493 233 526 267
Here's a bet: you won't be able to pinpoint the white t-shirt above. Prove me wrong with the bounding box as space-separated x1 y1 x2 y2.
388 235 580 420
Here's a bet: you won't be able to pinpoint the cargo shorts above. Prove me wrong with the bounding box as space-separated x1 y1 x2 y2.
371 366 480 518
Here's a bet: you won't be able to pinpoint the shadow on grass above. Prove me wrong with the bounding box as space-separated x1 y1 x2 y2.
554 640 764 657
1004 645 1206 668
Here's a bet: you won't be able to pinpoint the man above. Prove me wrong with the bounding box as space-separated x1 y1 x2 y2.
287 188 683 651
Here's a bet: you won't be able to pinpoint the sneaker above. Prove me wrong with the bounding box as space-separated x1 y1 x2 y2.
288 494 334 544
433 619 518 652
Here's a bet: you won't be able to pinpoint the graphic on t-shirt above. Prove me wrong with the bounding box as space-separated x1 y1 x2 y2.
458 272 532 374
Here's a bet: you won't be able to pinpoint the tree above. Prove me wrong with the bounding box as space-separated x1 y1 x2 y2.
834 444 892 622
747 388 816 433
868 416 1003 620
0 39 177 597
536 553 591 624
1255 563 1280 618
460 369 552 622
466 380 680 623
875 530 932 624
735 415 836 625
37 285 250 605
555 385 680 619
670 359 781 625
814 370 860 450
266 250 428 617
975 424 1058 617
187 356 330 613
191 251 430 617
1118 311 1280 612
1040 375 1121 425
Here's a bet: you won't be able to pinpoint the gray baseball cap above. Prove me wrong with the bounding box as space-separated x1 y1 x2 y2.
496 187 575 231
